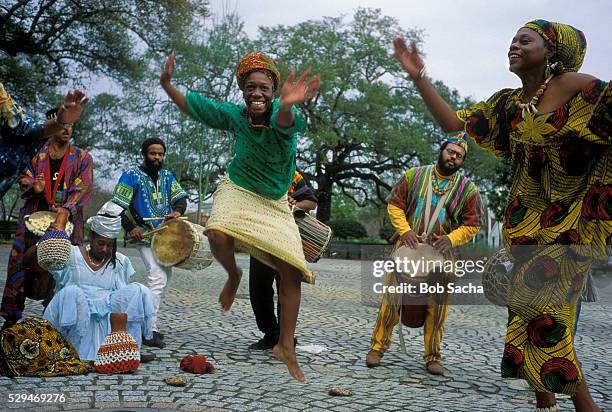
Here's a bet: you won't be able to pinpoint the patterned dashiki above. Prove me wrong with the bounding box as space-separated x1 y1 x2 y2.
111 167 188 229
386 165 483 235
1 143 93 324
370 164 484 362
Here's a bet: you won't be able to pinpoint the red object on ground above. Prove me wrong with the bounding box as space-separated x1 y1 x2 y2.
180 354 215 374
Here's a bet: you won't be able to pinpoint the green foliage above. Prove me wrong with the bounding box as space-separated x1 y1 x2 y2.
1 1 209 112
257 9 434 221
485 162 511 221
330 191 359 220
0 186 21 222
328 218 367 239
379 219 395 240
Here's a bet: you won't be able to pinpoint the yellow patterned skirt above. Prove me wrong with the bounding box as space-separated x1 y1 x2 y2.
205 176 315 284
502 244 592 395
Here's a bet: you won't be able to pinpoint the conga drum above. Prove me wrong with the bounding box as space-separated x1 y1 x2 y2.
151 219 213 271
392 243 445 328
481 248 514 306
292 208 333 263
22 211 73 300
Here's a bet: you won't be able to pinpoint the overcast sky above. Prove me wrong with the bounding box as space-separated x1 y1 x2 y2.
208 0 610 101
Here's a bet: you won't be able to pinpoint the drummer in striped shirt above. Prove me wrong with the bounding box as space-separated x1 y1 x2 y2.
366 133 484 376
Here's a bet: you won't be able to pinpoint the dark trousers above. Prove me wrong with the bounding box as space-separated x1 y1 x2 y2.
2 269 55 325
249 257 281 340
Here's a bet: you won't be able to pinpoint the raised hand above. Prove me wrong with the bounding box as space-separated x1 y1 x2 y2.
279 67 320 108
57 90 89 125
393 37 425 79
160 51 176 86
159 51 190 115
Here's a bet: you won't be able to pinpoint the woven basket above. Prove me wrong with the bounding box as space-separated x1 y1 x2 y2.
37 230 71 271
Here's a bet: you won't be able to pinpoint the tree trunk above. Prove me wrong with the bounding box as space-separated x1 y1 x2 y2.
315 185 333 223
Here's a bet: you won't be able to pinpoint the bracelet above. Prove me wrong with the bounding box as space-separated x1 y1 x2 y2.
411 65 427 81
55 105 74 129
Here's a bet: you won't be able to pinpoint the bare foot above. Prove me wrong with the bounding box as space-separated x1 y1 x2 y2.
273 344 305 383
219 269 242 311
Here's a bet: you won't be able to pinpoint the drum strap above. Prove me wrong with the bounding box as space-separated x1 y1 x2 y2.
422 172 451 239
44 151 69 207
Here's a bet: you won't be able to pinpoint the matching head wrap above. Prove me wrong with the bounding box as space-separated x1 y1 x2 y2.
522 19 587 73
443 132 469 153
87 201 123 239
236 52 280 91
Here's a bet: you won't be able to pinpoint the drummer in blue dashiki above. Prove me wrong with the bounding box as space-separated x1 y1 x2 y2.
111 137 188 348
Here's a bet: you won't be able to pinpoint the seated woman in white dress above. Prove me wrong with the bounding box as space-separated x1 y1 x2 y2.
41 201 156 361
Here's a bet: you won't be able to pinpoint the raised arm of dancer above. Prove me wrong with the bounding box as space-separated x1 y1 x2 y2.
393 37 463 133
43 89 89 138
277 67 320 128
160 51 190 116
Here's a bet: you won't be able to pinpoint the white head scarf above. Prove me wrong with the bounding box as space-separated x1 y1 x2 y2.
86 201 123 239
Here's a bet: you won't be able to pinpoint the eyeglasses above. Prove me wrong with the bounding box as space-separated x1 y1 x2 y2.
445 147 465 160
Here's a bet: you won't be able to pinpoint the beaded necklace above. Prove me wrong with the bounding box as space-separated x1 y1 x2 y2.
432 171 456 196
516 72 555 119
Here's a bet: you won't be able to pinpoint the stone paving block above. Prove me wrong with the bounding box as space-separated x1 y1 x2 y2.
93 401 123 409
62 402 92 411
174 392 197 398
121 395 148 402
200 399 227 408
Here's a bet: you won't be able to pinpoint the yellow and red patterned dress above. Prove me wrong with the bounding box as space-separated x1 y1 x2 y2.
457 79 611 395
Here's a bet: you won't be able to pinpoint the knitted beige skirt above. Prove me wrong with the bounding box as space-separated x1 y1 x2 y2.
204 176 315 284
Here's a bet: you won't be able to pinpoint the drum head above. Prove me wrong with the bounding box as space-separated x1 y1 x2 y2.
25 211 73 236
152 219 195 266
391 243 445 278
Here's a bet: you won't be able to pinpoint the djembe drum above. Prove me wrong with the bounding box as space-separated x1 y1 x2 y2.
292 208 333 263
481 248 514 306
392 243 445 328
151 219 213 271
22 211 73 300
95 313 140 374
35 210 72 271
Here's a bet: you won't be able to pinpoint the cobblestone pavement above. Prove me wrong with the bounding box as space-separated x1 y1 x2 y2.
0 246 610 411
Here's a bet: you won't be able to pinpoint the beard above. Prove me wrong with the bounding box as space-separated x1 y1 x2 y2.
437 154 461 176
144 157 163 173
